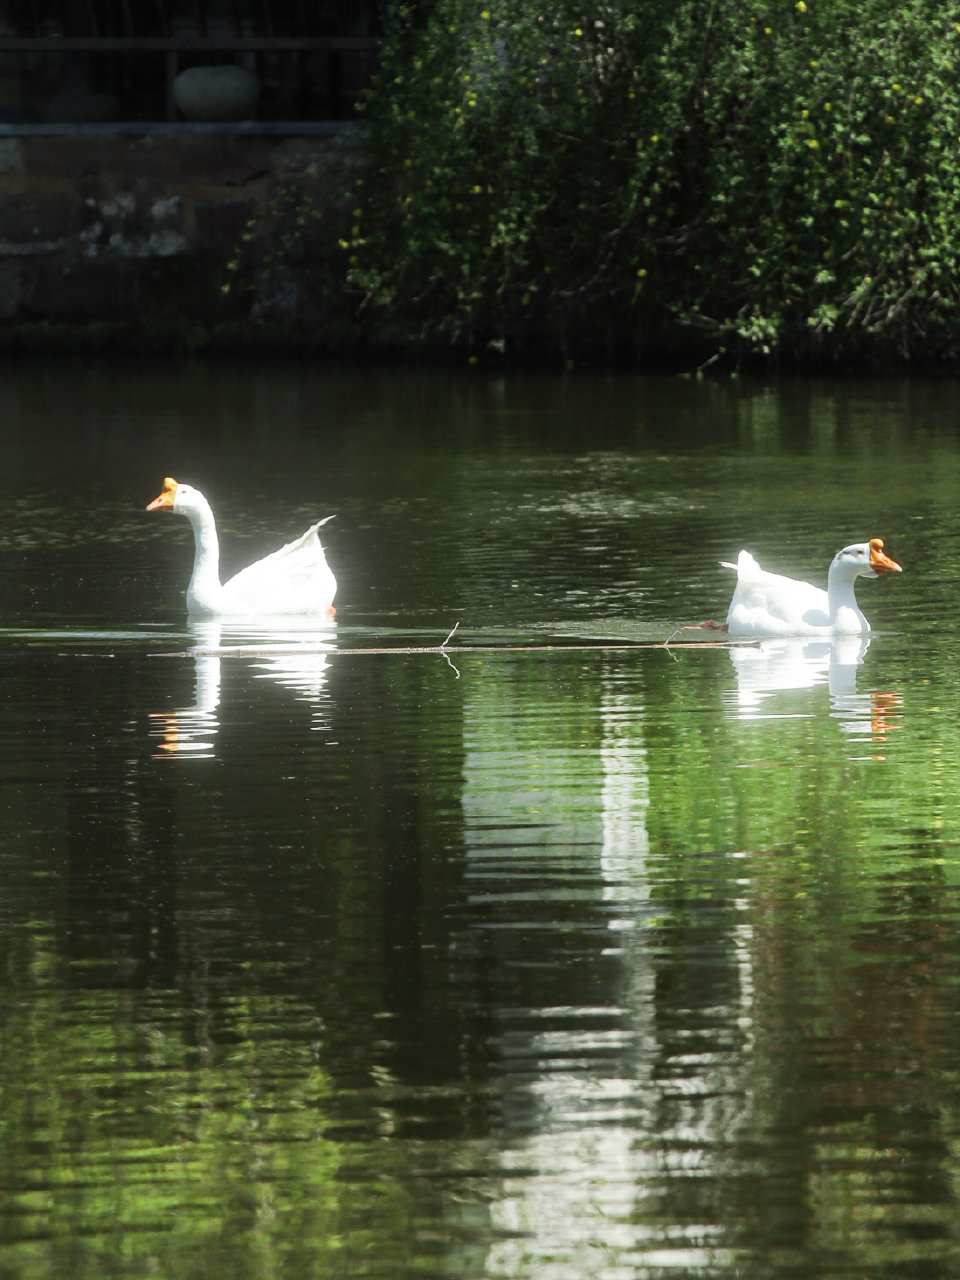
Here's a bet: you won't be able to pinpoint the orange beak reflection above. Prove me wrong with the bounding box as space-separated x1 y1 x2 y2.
869 537 902 575
146 476 178 511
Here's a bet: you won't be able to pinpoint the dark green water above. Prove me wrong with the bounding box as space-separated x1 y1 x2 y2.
1 363 960 1278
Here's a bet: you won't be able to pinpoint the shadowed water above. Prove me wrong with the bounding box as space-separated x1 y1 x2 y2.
1 363 959 1278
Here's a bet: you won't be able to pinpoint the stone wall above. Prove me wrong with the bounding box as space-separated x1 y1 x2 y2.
0 125 361 328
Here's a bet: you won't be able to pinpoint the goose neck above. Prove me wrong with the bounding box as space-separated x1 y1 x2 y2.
826 560 864 627
183 500 222 614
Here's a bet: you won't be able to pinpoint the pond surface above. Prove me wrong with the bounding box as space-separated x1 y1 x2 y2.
2 363 960 1278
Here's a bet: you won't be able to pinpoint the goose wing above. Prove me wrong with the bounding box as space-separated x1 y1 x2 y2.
725 550 829 635
221 516 337 615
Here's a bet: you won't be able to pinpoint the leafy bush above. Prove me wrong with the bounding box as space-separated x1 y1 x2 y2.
348 0 960 366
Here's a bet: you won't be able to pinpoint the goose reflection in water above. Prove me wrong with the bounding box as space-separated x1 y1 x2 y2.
726 636 902 745
151 618 336 758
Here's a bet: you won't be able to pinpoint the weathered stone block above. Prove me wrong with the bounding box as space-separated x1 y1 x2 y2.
21 137 105 178
276 135 358 178
0 192 77 248
129 138 185 183
101 137 187 181
0 265 22 319
0 139 23 174
178 137 273 184
27 261 134 315
193 199 255 252
22 136 176 181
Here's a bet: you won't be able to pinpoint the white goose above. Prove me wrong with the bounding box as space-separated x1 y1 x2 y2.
722 539 901 638
147 477 337 618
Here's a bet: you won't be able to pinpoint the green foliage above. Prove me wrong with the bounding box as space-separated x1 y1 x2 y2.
223 180 347 322
349 0 960 366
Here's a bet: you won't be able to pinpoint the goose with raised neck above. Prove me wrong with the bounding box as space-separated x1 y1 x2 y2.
721 539 901 638
147 477 336 618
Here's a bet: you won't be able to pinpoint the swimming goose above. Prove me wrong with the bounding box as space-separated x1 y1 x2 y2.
147 477 337 618
722 539 901 637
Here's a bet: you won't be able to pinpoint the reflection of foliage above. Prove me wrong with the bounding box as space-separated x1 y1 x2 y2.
351 0 960 366
0 973 417 1278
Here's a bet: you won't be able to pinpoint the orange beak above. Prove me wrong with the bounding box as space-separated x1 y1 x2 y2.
869 537 902 574
146 476 178 511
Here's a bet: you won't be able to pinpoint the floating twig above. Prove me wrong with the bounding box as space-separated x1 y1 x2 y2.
162 633 757 660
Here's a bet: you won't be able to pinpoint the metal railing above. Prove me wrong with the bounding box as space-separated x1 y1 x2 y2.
0 1 380 122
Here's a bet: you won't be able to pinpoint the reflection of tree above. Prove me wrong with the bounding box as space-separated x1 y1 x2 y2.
725 848 960 1265
1 638 474 1273
643 644 959 1268
7 630 960 1276
60 648 181 991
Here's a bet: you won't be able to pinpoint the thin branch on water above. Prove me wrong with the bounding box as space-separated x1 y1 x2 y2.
168 631 756 660
439 622 461 677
